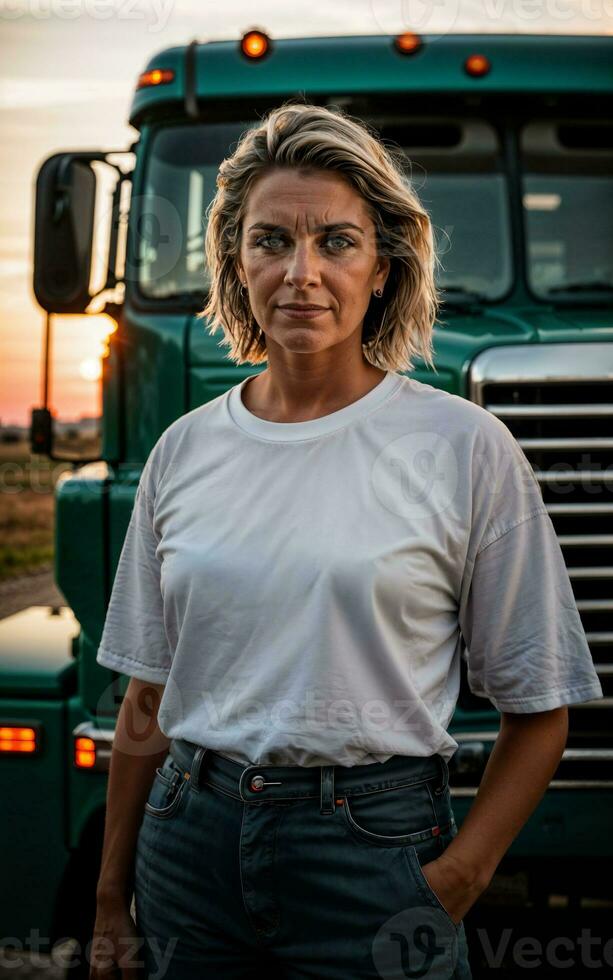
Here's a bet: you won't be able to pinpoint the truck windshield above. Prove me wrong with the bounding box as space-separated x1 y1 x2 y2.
521 119 613 300
136 120 512 303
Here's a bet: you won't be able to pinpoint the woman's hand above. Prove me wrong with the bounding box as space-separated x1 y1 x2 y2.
419 851 487 926
88 897 146 978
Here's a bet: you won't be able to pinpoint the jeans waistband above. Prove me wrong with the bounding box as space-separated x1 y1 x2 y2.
169 739 449 816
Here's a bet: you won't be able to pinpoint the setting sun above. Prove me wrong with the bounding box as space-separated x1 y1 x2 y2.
79 358 102 382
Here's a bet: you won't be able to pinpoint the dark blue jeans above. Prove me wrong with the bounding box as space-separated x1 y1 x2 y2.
134 740 473 979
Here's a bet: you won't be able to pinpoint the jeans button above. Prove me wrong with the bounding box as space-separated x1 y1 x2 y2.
250 775 265 792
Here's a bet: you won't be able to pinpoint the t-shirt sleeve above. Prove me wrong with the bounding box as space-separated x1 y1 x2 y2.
96 455 171 684
457 416 604 713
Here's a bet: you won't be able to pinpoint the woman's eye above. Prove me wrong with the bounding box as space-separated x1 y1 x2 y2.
255 234 284 249
254 234 354 251
325 235 354 250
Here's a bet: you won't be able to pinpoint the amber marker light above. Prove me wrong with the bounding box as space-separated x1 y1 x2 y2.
394 33 423 55
136 68 175 90
464 53 491 77
0 727 38 754
240 29 271 60
75 736 96 769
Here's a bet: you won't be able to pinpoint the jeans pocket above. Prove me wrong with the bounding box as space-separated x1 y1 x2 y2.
341 778 441 846
144 757 189 820
405 837 462 933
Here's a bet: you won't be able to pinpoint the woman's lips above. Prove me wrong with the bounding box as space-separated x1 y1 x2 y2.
278 306 329 319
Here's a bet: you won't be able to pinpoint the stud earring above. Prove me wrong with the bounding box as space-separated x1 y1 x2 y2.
374 288 383 298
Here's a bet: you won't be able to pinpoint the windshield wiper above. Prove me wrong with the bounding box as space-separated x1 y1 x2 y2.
440 284 486 303
148 290 206 306
546 280 613 295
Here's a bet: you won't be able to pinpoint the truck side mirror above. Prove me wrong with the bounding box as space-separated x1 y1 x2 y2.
33 153 97 314
30 147 134 461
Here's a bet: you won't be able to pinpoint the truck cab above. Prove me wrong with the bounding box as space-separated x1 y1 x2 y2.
2 31 612 973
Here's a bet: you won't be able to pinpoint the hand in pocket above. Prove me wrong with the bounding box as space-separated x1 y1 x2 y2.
420 852 484 926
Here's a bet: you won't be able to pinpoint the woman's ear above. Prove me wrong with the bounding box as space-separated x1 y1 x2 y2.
376 256 391 292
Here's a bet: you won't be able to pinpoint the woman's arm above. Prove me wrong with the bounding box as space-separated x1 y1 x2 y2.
422 706 569 923
95 677 171 905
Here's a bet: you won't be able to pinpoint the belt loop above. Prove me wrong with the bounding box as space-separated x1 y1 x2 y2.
189 745 209 791
320 765 335 815
434 754 449 796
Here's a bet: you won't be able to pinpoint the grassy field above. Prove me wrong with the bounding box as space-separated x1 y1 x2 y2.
0 436 99 582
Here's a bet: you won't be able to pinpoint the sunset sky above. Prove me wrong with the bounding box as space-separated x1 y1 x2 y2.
1 0 610 426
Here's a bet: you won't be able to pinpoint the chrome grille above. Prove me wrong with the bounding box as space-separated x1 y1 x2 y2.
468 342 613 741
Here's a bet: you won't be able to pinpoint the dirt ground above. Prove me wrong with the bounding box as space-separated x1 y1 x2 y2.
0 565 67 621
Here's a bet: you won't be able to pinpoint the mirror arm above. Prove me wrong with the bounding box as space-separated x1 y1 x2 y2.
30 311 102 464
101 170 132 295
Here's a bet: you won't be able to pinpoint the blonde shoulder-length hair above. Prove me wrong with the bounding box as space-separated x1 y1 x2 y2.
196 99 442 374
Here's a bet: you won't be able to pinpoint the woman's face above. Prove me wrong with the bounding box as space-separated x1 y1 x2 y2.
236 167 390 356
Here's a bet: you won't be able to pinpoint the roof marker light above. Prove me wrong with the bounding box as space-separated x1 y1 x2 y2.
464 53 491 77
137 68 175 90
394 33 423 55
240 30 271 60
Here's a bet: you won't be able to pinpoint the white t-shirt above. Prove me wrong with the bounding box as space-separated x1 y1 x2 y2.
96 370 603 766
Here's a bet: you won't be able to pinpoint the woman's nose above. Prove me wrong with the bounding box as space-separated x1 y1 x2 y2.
283 241 321 289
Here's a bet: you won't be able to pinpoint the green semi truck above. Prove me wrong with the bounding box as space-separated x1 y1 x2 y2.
1 29 611 974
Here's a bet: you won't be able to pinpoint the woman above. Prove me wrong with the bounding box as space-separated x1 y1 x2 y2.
90 102 603 979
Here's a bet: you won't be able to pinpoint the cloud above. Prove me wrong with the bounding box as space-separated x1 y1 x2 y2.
0 258 31 278
0 77 130 109
0 235 30 253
